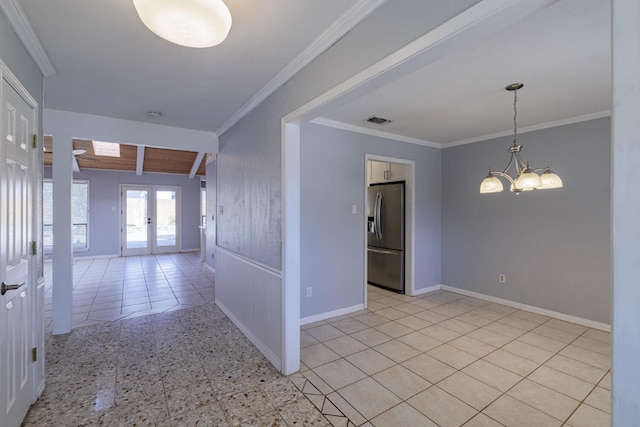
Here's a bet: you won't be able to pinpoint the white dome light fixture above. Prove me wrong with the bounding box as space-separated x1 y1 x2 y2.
133 0 232 48
480 83 563 195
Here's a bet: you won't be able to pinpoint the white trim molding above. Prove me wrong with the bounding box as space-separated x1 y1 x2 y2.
411 284 442 297
445 110 612 147
311 118 440 148
312 111 613 151
215 0 387 136
203 262 215 274
189 152 206 179
136 146 145 176
300 303 365 326
441 285 611 332
299 283 611 333
0 0 56 76
71 254 119 261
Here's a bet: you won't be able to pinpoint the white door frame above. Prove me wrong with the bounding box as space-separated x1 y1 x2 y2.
364 155 415 304
0 57 42 425
120 184 182 256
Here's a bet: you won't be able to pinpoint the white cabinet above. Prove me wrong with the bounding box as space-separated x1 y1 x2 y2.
369 160 405 184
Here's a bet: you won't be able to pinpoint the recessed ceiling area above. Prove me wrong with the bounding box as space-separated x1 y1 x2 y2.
318 0 611 146
43 136 206 176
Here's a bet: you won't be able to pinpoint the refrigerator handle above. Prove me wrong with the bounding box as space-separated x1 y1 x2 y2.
375 191 383 240
373 192 380 240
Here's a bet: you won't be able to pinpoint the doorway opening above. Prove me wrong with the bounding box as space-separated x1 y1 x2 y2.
364 155 415 306
120 185 182 256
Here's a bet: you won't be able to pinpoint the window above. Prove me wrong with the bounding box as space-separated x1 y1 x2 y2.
43 180 89 252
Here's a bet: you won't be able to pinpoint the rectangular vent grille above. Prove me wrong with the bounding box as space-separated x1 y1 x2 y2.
365 116 392 125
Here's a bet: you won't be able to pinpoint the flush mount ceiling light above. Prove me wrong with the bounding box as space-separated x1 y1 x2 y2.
133 0 232 48
480 83 563 195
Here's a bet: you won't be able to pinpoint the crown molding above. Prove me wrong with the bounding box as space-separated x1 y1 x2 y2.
311 117 441 148
312 110 612 150
444 110 612 148
215 0 387 137
0 0 55 76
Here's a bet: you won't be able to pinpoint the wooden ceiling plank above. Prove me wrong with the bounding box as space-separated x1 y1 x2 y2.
144 147 195 175
44 136 206 176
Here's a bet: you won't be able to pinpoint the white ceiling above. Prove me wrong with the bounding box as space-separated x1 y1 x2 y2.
18 0 363 131
13 0 611 145
319 0 611 146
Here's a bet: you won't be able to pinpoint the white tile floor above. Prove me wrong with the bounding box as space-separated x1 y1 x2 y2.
294 286 611 426
43 252 215 331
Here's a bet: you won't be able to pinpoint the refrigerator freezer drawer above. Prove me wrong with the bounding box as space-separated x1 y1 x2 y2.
367 247 404 293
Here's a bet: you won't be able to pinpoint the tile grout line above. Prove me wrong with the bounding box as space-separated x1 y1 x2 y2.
301 287 610 426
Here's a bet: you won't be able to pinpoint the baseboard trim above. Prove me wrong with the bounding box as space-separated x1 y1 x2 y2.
301 303 365 326
71 254 119 261
215 298 282 371
181 248 200 253
441 285 611 332
203 263 215 274
411 285 441 297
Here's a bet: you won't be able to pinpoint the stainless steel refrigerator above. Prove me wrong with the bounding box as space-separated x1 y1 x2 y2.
367 181 405 293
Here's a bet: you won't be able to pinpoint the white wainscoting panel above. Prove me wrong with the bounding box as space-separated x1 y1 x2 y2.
215 248 283 370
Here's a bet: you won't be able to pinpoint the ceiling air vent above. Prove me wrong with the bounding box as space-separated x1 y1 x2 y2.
365 116 392 125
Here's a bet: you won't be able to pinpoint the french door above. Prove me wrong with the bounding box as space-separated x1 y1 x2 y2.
1 71 38 427
120 185 181 256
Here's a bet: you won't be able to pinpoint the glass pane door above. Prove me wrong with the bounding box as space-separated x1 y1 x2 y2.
122 187 152 256
155 190 176 248
121 185 181 256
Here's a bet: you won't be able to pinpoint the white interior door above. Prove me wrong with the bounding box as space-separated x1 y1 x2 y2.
1 75 34 427
121 185 181 256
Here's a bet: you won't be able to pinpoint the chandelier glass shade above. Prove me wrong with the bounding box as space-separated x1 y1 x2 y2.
480 83 563 195
133 0 232 48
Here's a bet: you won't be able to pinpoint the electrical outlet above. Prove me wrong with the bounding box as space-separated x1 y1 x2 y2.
499 274 506 283
306 287 312 297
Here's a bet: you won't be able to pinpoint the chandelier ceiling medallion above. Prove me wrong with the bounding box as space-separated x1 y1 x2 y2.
133 0 232 48
480 83 563 195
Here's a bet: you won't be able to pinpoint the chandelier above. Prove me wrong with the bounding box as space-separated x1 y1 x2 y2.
133 0 232 48
480 83 563 195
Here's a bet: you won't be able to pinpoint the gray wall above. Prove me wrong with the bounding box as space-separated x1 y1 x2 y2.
300 123 441 317
442 117 611 323
0 9 43 105
217 0 482 270
44 168 202 257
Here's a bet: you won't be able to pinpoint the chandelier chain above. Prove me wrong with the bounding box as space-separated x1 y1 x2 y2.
513 88 518 144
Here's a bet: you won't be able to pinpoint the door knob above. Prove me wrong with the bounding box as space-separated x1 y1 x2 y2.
1 281 25 296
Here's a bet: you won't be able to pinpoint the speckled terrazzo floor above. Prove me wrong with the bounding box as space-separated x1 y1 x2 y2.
23 302 329 426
